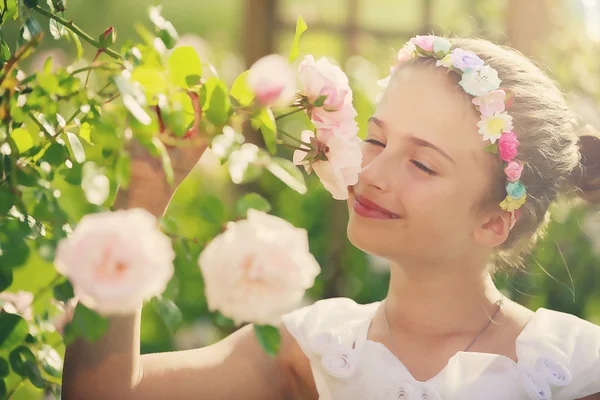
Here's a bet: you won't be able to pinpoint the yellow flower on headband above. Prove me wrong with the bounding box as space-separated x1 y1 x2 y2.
500 193 526 212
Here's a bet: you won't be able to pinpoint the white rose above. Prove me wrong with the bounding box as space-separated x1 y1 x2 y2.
54 209 175 316
247 54 296 107
198 209 321 326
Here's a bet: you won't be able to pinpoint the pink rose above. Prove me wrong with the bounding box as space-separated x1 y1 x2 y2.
293 130 363 200
498 131 520 162
299 55 350 112
504 160 524 182
410 35 435 52
397 42 417 64
311 103 359 141
472 89 506 116
248 54 296 107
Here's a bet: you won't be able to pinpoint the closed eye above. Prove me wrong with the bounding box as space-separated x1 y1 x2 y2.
365 139 437 176
411 161 437 176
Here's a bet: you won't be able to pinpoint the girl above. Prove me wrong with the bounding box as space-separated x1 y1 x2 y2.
62 36 600 400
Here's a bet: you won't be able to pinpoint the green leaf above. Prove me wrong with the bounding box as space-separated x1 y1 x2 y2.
150 6 178 49
49 19 66 40
66 28 83 61
38 344 62 378
235 193 271 217
43 142 68 166
52 279 74 302
152 137 174 186
0 313 29 350
9 346 45 388
312 95 328 108
115 152 131 189
66 303 110 344
202 77 230 126
9 128 33 153
0 236 30 269
131 66 169 106
0 40 10 64
0 269 13 292
168 46 202 89
0 0 18 23
253 108 277 155
288 16 307 62
64 132 86 163
253 325 281 357
0 186 15 215
484 143 499 154
151 297 182 335
230 70 254 106
266 157 307 194
0 358 10 378
23 0 38 7
196 195 225 226
0 379 5 399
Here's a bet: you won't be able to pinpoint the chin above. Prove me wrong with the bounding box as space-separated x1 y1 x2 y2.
346 213 403 260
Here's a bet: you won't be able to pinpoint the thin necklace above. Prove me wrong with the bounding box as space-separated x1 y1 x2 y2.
383 296 504 355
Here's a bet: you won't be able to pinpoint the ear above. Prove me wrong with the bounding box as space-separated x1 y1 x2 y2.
473 210 512 247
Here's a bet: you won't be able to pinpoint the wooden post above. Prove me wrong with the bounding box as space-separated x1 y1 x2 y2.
506 0 552 58
243 0 278 68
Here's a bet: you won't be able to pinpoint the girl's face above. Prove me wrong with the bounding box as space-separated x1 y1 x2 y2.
347 65 505 265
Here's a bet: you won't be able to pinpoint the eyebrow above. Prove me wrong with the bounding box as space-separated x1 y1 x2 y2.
368 116 456 165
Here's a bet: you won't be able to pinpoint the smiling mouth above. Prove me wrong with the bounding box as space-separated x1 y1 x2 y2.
352 195 401 220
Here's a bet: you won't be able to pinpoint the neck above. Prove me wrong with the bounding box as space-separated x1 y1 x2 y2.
385 260 503 338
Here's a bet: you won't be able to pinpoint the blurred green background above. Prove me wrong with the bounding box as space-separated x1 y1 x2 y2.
4 0 600 397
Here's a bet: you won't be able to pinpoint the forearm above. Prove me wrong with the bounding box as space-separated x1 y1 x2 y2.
62 310 142 399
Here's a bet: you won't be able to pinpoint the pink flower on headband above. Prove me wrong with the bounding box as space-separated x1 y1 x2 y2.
504 160 524 182
472 90 506 116
410 35 435 52
450 48 484 72
498 132 520 162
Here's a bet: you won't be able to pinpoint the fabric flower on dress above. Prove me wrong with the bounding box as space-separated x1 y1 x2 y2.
247 54 296 107
459 65 501 96
472 89 506 116
54 209 175 316
309 331 342 356
477 112 513 144
320 345 360 380
520 356 572 400
198 209 321 326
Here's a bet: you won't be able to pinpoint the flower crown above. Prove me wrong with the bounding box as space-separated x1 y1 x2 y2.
380 35 526 229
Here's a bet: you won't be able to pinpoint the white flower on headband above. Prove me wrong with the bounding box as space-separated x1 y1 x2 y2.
459 65 501 96
433 37 451 55
477 112 513 144
472 89 506 116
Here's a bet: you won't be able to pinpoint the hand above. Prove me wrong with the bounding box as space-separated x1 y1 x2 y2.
113 137 208 216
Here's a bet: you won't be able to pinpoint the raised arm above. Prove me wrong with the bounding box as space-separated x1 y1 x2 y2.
61 141 314 400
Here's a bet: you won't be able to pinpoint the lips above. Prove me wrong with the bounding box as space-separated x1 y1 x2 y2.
353 195 400 219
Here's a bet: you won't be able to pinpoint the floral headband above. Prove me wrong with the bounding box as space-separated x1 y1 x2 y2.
380 35 526 229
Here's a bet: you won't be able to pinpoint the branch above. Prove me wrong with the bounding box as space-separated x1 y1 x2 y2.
32 5 121 60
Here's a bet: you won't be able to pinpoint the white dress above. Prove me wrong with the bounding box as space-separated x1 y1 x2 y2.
281 297 600 400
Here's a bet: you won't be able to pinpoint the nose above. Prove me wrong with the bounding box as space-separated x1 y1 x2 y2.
357 148 393 192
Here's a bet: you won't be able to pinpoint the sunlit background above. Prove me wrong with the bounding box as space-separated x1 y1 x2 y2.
3 2 600 397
